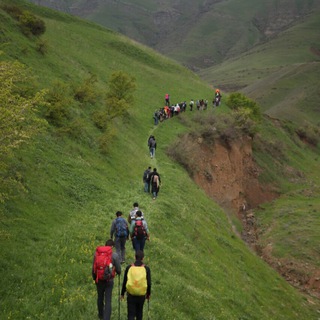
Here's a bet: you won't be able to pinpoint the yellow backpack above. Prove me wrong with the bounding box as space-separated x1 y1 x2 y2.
126 264 147 296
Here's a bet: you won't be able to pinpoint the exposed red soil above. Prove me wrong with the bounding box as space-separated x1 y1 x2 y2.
192 136 277 214
187 134 319 299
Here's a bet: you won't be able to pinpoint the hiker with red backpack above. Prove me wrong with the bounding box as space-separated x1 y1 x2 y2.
130 210 149 253
121 250 151 320
92 239 121 320
110 211 129 264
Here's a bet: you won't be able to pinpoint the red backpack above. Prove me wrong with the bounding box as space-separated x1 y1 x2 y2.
93 246 114 283
133 220 146 240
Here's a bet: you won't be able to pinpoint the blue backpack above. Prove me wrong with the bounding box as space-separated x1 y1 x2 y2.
116 217 128 238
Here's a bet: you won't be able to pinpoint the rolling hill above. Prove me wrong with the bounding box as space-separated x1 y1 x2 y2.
26 0 320 125
0 0 319 319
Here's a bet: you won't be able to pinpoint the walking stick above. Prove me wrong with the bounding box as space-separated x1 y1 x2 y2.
147 298 150 320
118 275 120 320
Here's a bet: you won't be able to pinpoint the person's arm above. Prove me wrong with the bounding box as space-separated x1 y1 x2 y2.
110 220 115 239
145 266 151 299
129 221 135 236
126 220 129 239
112 252 121 276
92 252 96 281
121 265 130 297
143 221 150 239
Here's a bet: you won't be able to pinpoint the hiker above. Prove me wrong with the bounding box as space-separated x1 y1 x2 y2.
214 89 222 106
147 135 156 159
149 168 161 200
92 239 121 320
130 210 150 253
128 202 144 224
110 211 129 264
142 166 152 193
165 93 170 106
121 250 151 320
189 99 194 111
153 110 159 125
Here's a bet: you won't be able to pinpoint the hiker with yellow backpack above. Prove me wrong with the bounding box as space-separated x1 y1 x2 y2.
121 250 151 320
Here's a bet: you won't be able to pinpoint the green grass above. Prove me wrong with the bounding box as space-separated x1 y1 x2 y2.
0 1 320 319
199 9 320 125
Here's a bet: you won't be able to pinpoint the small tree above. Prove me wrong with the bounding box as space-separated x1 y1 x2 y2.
105 71 136 120
74 74 99 105
226 92 262 122
44 80 74 127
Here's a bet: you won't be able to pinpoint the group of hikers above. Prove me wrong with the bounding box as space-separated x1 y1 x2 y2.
92 90 221 319
153 90 222 124
92 203 151 320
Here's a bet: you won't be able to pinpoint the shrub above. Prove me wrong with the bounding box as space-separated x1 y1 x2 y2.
97 127 116 155
1 4 22 20
44 81 74 127
226 92 262 122
36 38 48 55
74 74 99 105
296 122 320 147
19 11 46 36
92 110 108 131
105 71 136 119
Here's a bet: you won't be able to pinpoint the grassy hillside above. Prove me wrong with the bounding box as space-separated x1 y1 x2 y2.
26 0 320 127
200 10 320 126
27 0 320 71
0 1 320 320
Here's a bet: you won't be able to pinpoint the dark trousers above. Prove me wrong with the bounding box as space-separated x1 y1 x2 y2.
96 280 114 320
127 294 145 320
133 237 146 253
115 236 126 262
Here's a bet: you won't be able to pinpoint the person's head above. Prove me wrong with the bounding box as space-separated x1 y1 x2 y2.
133 202 139 208
116 211 122 217
105 239 114 247
148 166 151 170
153 168 157 172
135 250 144 261
136 210 142 218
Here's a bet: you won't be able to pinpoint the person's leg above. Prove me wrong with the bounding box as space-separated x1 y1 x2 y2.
140 237 146 252
103 281 114 320
120 237 126 262
115 237 121 257
127 295 136 320
134 238 142 252
96 282 106 319
136 296 146 320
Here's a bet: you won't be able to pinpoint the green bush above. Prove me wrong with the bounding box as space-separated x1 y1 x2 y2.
36 38 48 55
296 122 320 147
1 4 22 20
44 81 74 127
74 74 99 105
19 11 46 36
226 92 262 122
2 5 46 37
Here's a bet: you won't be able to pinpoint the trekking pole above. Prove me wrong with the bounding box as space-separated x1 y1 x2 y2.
148 298 150 320
118 274 120 320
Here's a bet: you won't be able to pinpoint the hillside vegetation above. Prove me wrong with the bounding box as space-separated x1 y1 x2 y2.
26 0 320 126
0 1 320 320
200 10 320 126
